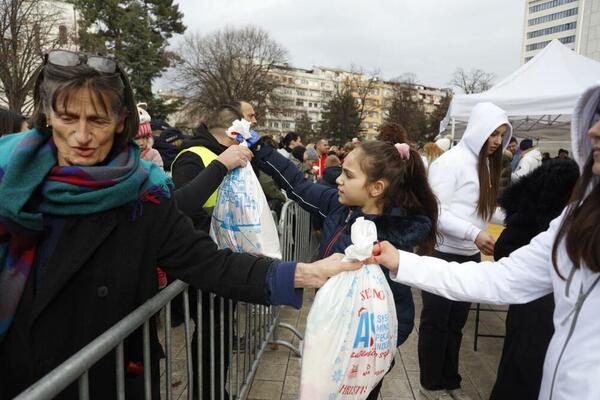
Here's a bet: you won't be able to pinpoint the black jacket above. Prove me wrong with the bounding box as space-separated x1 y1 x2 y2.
172 126 229 231
255 144 432 345
494 158 580 259
0 198 271 399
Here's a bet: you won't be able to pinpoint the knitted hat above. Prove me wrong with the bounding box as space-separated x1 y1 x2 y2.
291 145 306 162
305 147 319 162
136 106 152 139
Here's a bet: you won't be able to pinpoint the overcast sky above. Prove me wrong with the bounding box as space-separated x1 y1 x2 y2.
170 0 526 90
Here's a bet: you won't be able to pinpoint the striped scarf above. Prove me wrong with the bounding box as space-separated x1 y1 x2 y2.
0 128 172 343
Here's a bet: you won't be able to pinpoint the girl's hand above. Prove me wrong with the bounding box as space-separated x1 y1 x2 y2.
475 231 495 256
365 241 399 273
294 254 362 288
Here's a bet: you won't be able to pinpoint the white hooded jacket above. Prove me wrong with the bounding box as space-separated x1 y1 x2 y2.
391 83 600 400
428 102 512 255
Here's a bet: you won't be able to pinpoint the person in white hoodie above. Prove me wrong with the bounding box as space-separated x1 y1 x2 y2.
512 138 542 181
418 102 511 400
370 83 600 400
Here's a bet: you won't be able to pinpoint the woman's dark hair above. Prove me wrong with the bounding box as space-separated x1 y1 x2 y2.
377 122 408 144
476 138 503 220
358 140 439 255
0 107 27 136
291 145 306 162
552 153 600 277
281 131 300 149
31 57 138 149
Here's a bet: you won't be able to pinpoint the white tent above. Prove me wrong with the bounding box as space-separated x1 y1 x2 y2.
441 40 600 141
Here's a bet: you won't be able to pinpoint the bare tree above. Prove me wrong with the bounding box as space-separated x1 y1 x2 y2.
450 68 496 94
342 66 380 123
0 0 64 113
174 26 287 123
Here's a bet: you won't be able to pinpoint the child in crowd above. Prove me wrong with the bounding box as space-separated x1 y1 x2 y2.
254 139 438 399
135 106 164 169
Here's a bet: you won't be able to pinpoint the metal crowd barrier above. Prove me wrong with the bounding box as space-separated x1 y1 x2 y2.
14 200 313 400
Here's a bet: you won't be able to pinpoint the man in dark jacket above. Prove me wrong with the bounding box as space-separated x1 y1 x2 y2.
170 103 257 400
490 159 580 400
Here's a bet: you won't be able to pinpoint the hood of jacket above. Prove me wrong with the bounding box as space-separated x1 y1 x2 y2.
572 82 600 174
459 102 513 156
181 124 228 155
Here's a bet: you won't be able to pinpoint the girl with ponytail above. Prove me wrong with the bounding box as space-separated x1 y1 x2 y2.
254 139 438 398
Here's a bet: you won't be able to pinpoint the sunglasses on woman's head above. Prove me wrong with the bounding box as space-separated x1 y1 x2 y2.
45 50 117 73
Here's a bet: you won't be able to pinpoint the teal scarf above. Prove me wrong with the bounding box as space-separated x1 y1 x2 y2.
0 128 172 342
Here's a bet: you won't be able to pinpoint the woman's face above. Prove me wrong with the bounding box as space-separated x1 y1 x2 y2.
486 124 508 156
134 136 148 150
588 117 600 175
50 87 124 166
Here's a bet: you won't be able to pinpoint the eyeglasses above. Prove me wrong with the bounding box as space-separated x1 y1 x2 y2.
45 50 117 73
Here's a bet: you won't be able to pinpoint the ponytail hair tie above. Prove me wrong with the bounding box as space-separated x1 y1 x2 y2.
394 143 410 160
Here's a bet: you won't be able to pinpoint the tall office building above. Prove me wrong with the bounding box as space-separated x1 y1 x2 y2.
522 0 600 63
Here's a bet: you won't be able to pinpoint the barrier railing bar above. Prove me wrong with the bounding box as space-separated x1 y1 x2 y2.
78 371 89 400
165 300 173 400
182 288 194 400
14 280 188 400
115 341 125 400
143 320 151 399
197 289 203 400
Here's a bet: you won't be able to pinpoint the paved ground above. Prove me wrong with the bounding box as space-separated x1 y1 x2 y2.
247 289 507 400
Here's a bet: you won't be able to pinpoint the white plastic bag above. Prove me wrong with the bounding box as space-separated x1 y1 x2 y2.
300 217 397 399
209 120 281 259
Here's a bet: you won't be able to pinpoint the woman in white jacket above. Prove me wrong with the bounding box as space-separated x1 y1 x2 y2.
419 102 511 400
371 83 600 400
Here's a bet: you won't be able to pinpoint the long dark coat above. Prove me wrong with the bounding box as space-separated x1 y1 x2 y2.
0 198 271 400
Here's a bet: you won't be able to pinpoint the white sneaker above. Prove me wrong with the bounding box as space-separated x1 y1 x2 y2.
448 388 473 400
419 386 453 400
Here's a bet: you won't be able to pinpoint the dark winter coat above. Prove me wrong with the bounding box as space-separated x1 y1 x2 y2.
171 125 230 232
498 150 513 195
490 158 580 400
255 144 432 345
0 198 272 400
322 165 342 189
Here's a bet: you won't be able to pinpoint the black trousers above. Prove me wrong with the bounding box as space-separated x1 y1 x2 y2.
418 251 480 391
490 293 554 400
171 289 232 400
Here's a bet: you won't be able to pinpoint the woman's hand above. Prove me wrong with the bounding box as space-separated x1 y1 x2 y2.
294 254 362 288
216 145 254 170
365 241 400 273
475 231 495 256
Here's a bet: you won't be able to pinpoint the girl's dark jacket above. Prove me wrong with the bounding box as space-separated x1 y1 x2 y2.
255 144 432 344
0 198 275 399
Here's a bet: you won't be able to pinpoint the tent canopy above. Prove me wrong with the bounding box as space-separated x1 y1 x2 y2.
441 40 600 141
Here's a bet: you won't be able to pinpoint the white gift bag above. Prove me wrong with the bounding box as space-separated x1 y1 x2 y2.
300 217 397 399
209 119 281 258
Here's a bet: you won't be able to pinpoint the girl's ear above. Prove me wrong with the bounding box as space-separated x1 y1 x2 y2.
369 179 386 199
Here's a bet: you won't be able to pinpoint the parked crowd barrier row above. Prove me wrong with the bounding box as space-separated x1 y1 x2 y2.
15 200 313 400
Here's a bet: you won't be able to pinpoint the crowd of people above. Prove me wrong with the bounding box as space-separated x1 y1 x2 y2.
0 48 599 400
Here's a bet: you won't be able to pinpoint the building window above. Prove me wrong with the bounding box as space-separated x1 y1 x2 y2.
296 90 306 96
273 122 280 128
526 35 576 51
528 7 577 25
529 0 577 14
527 22 576 39
283 122 291 128
58 25 68 45
296 100 304 107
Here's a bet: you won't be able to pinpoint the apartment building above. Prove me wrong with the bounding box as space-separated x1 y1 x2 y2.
261 66 449 141
522 0 600 63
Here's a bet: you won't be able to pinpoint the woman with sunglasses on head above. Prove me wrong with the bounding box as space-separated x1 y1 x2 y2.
0 50 358 399
369 84 600 400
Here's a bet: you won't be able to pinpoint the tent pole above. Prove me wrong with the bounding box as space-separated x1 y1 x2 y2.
450 118 456 147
